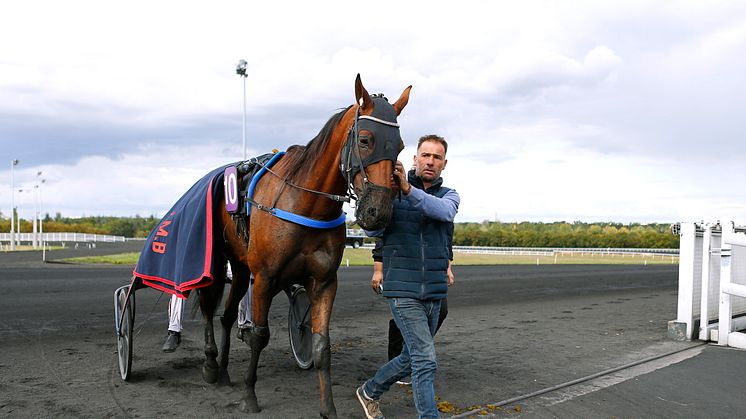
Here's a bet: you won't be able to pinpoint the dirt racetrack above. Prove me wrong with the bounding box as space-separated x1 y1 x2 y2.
0 246 693 418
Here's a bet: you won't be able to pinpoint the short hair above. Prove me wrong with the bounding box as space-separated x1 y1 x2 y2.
417 134 448 155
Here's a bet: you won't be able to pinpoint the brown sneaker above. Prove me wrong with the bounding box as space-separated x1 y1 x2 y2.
356 385 384 419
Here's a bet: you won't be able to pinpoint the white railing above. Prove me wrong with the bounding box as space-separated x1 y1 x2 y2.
454 246 553 256
347 245 677 257
453 246 678 257
718 223 746 349
0 232 126 243
670 221 746 342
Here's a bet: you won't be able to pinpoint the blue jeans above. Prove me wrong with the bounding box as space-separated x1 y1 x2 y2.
364 298 441 419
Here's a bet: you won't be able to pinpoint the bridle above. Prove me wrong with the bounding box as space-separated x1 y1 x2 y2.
242 96 401 228
340 95 402 203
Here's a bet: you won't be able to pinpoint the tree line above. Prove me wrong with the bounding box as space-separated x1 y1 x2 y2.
454 221 678 248
0 214 679 249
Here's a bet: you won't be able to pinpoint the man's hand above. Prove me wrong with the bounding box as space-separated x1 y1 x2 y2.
371 261 384 294
447 260 454 286
393 160 411 195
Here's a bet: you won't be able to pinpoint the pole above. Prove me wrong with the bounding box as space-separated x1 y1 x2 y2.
33 171 42 249
17 188 26 247
39 179 45 261
10 160 18 250
33 185 38 249
40 180 45 262
236 59 248 161
242 74 247 161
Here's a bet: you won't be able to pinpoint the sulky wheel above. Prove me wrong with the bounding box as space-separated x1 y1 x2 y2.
287 285 313 369
116 286 135 381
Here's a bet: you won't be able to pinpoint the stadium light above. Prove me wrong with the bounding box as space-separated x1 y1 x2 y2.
236 59 248 161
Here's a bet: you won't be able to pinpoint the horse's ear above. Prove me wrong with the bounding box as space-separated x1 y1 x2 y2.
355 74 372 110
392 85 412 116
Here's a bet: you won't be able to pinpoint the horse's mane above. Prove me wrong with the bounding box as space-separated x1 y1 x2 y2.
282 105 352 183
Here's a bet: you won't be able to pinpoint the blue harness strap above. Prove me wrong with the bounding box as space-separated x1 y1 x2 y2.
271 208 346 228
247 151 285 203
246 151 346 229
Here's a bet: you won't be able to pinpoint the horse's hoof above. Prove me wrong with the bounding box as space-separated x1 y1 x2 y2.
217 371 231 387
239 397 260 413
320 409 338 419
202 365 218 384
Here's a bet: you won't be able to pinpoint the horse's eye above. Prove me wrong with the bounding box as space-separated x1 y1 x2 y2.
359 134 372 148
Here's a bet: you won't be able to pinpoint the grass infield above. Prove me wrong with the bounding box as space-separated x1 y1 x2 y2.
62 248 679 266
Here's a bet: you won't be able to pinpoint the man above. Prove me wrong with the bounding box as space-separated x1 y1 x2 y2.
357 134 460 419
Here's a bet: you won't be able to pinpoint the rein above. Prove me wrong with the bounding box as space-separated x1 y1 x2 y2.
257 164 350 203
243 152 347 229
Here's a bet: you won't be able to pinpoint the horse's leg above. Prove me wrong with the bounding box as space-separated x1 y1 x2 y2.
308 276 339 419
216 262 250 386
239 277 272 413
199 257 226 384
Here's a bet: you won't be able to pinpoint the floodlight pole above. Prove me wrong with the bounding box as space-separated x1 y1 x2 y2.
33 171 43 249
16 192 21 245
33 184 38 249
236 59 248 161
10 159 19 250
39 179 46 262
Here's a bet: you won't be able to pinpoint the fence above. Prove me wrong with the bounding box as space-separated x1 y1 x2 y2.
348 245 678 258
669 222 746 348
0 232 125 244
453 246 678 257
718 224 746 349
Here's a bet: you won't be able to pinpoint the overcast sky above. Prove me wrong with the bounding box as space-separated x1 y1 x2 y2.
2 1 745 224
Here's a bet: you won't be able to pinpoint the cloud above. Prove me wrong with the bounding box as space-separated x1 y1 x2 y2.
478 45 622 100
7 142 244 219
447 146 746 223
2 1 746 225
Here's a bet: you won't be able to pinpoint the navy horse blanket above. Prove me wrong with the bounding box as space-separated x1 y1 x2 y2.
133 165 228 298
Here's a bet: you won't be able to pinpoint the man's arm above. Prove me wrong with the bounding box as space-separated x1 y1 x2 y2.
371 261 384 293
405 187 460 222
364 229 384 237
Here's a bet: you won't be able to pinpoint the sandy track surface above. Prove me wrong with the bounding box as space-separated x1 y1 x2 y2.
1 250 688 418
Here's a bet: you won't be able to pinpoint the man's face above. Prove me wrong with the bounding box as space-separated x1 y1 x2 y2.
413 140 447 183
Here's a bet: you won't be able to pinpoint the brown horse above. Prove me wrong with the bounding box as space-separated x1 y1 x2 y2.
197 75 411 418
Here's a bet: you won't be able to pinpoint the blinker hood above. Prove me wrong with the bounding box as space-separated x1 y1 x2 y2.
341 96 402 181
362 97 401 166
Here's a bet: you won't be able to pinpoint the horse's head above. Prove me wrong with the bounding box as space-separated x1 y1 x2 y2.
340 74 411 231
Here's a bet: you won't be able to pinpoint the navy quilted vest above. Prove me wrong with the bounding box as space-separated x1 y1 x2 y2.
381 175 452 300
